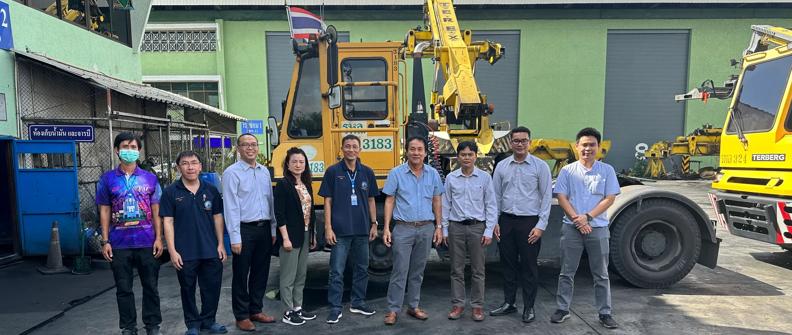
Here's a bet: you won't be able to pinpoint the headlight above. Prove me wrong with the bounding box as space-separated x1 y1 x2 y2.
714 172 724 182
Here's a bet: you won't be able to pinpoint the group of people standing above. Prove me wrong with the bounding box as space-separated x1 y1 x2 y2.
96 125 621 335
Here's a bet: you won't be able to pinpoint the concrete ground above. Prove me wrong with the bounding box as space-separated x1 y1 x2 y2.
6 180 792 335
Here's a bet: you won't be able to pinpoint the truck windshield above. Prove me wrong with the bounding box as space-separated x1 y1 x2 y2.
288 57 323 138
727 55 792 134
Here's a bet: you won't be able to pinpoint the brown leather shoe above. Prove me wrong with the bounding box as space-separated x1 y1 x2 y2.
407 308 429 320
472 307 485 322
384 311 398 325
235 319 256 332
448 306 464 320
250 312 275 323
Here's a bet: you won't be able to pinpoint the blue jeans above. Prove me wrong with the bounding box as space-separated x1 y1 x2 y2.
327 235 370 312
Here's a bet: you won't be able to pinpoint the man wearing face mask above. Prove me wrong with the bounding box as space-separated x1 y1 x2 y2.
96 132 164 335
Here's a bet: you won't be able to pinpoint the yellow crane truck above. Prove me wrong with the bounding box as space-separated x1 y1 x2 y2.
678 25 792 252
265 0 719 288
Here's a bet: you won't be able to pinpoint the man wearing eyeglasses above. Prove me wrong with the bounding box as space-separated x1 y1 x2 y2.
489 126 552 323
222 134 278 332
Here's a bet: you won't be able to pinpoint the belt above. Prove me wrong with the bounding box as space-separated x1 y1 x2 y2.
394 220 433 227
453 219 484 226
500 212 538 219
241 220 271 227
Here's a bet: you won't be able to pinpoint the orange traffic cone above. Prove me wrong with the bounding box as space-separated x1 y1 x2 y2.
38 221 70 274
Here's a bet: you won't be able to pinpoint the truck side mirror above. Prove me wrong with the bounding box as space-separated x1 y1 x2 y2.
328 86 342 109
267 116 279 147
326 25 339 86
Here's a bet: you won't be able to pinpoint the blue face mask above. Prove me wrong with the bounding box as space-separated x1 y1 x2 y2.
119 149 140 163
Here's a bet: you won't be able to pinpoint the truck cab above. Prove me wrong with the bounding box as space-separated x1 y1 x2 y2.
711 30 792 248
270 38 403 202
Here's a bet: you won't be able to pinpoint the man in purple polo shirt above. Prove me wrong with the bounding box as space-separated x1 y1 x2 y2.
97 132 164 335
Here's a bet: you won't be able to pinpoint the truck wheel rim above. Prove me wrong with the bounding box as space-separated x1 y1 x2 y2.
630 219 683 272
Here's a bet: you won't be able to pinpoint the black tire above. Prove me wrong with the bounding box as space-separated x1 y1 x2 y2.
610 198 701 288
368 229 392 277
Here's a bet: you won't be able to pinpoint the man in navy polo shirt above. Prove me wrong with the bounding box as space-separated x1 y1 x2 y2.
160 151 228 335
319 134 379 324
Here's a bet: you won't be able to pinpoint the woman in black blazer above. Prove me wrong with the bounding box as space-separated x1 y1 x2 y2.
274 147 317 326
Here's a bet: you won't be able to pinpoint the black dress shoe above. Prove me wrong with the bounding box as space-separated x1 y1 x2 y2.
522 308 535 323
489 303 517 316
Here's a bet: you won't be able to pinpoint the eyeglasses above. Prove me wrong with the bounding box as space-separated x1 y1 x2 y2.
511 139 530 144
179 161 201 167
238 143 258 148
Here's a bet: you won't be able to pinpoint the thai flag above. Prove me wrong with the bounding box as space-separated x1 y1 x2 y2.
287 6 326 39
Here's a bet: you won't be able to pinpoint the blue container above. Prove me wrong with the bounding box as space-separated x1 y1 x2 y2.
199 172 231 255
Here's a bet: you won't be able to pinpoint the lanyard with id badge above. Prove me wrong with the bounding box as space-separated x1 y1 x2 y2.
347 169 359 206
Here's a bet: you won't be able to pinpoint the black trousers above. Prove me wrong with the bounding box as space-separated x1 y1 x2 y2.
232 223 273 320
497 214 541 308
111 247 162 330
177 258 223 329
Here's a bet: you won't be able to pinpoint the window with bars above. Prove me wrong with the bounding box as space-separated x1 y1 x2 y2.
149 82 220 108
142 30 217 52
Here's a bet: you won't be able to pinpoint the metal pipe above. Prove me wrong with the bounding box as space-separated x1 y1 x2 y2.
166 115 173 182
107 89 115 167
112 110 170 122
14 55 22 138
108 118 168 127
21 117 110 122
203 113 210 171
158 127 165 181
171 119 208 127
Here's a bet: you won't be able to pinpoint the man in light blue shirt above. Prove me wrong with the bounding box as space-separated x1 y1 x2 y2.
222 133 278 331
441 141 498 322
382 136 444 325
551 127 621 329
490 126 553 323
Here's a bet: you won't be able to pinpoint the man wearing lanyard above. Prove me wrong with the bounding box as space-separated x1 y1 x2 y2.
222 134 277 332
319 134 379 324
441 141 498 322
381 136 444 326
490 126 552 323
97 132 163 335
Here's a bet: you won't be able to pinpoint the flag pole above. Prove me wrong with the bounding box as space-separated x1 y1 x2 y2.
285 3 294 39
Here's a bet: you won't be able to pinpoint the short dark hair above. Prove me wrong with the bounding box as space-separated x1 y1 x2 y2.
113 132 142 150
237 133 257 145
342 134 361 146
510 126 531 139
175 150 202 166
406 136 427 150
456 141 478 154
576 127 602 144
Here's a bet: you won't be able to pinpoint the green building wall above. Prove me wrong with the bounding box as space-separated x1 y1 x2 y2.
142 7 792 142
0 0 152 137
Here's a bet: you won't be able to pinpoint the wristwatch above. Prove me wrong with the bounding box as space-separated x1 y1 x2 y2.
585 213 594 222
371 220 379 226
100 239 111 246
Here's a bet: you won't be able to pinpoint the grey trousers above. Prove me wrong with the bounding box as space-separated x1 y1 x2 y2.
279 231 310 310
556 224 612 315
387 222 434 313
448 221 486 308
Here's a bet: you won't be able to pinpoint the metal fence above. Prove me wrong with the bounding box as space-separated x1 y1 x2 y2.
15 58 236 247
